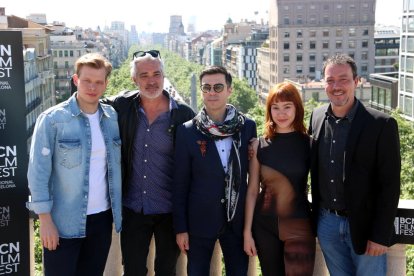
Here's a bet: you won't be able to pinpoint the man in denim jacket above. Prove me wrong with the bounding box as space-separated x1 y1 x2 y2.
27 53 122 276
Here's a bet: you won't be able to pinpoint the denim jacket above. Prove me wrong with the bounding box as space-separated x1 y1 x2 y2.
26 94 122 238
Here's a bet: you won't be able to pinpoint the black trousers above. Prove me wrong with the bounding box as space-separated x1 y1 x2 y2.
120 207 180 276
43 209 113 276
187 225 248 276
253 213 315 276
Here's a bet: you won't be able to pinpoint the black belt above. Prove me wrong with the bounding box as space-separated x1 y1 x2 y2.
326 208 348 217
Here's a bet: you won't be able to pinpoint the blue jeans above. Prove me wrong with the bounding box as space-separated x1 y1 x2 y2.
317 208 386 276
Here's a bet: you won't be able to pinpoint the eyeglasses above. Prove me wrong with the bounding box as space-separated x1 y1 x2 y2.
132 50 161 59
200 83 225 93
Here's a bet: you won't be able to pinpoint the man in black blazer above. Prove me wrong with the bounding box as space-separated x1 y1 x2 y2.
173 66 256 276
309 54 401 275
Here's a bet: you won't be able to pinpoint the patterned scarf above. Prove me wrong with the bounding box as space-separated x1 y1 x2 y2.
194 104 245 221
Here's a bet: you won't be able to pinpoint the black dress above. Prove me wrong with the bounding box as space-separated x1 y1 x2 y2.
253 132 315 276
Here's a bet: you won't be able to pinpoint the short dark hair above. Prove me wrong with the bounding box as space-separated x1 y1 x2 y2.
322 54 358 79
199 66 232 87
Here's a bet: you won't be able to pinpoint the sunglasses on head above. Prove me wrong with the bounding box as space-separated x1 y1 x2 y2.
132 50 161 59
200 83 225 93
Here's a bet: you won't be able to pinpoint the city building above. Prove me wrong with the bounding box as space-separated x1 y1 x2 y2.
169 15 186 36
369 72 399 113
398 0 414 121
129 25 139 46
269 0 376 86
374 26 400 73
257 40 271 95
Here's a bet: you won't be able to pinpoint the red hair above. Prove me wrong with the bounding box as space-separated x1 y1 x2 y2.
264 82 306 139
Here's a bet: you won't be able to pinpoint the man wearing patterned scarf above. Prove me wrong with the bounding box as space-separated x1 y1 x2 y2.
173 66 257 275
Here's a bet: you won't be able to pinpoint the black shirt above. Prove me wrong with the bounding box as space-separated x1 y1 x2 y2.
318 99 359 210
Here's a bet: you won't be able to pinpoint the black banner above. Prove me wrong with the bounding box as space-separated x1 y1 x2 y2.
394 208 414 245
0 31 30 275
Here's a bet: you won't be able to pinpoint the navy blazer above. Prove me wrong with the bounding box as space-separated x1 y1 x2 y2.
309 102 401 254
173 118 257 239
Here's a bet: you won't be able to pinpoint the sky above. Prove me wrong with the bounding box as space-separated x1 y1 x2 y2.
1 0 403 33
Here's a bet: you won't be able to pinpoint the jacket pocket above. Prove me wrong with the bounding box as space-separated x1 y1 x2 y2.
58 139 82 169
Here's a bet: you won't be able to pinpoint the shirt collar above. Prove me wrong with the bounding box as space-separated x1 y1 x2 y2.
326 97 359 122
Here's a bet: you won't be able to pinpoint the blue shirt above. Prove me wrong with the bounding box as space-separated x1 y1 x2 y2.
123 97 178 214
26 94 122 238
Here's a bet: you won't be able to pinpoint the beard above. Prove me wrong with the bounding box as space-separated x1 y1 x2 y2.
140 85 163 99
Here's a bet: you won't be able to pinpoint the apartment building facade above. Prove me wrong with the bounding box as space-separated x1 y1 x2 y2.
399 0 414 121
374 27 400 73
269 0 376 86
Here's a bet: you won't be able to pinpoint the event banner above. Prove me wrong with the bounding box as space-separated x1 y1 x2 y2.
394 208 414 245
0 31 30 275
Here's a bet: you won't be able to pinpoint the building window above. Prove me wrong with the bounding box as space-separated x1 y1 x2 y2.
54 62 58 69
407 57 414 73
323 41 329 49
283 67 290 74
284 54 290 62
297 30 303 37
297 42 303 49
59 51 63 57
309 53 316 61
309 30 317 37
70 50 74 57
336 29 343 36
349 28 356 36
297 54 303 62
65 61 69 68
361 52 368 60
310 66 316 73
362 40 369 48
322 53 329 61
284 42 290 50
296 66 303 74
361 65 368 73
348 52 355 59
310 41 316 49
284 16 290 25
297 15 303 24
64 50 68 57
53 51 57 57
310 15 317 24
323 15 329 24
284 32 290 38
404 96 413 117
323 30 329 37
363 29 369 36
349 40 356 49
336 41 342 49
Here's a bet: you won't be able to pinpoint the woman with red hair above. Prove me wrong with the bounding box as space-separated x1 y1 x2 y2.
244 82 315 275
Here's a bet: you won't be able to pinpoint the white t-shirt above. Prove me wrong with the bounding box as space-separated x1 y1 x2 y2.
85 111 110 215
